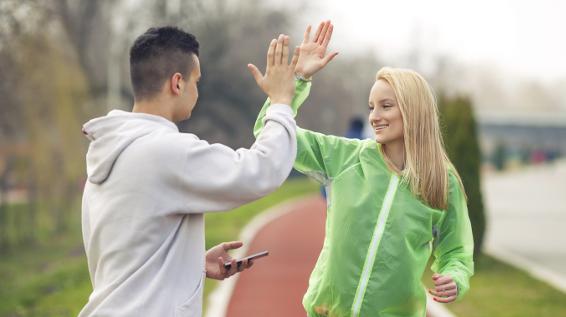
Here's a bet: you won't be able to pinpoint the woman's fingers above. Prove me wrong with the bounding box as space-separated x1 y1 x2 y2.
303 24 311 44
428 278 458 301
317 21 330 45
313 21 324 43
433 275 454 286
322 51 339 66
322 23 333 48
429 287 457 297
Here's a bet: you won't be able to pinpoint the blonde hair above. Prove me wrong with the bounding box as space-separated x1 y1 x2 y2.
376 67 464 210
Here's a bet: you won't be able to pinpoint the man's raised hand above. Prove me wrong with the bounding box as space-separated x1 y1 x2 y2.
248 34 299 105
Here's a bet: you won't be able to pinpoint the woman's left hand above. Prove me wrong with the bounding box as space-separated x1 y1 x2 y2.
429 273 458 303
205 241 253 280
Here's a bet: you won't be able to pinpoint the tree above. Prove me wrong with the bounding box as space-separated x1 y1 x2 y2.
438 95 486 259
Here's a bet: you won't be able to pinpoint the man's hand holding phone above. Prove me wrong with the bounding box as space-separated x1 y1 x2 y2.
205 241 269 280
223 250 269 271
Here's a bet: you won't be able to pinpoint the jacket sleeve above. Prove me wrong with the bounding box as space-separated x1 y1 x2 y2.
431 173 475 300
253 79 363 183
165 104 297 213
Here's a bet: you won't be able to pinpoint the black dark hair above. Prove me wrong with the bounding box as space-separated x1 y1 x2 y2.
129 26 200 100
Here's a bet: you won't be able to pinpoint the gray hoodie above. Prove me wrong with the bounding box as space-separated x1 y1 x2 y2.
79 105 296 317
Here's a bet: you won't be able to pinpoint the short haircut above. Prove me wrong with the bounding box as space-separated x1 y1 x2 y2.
129 26 200 100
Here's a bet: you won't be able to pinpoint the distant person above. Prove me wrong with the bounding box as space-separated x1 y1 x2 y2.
79 27 300 316
254 21 474 317
345 117 365 139
321 116 366 198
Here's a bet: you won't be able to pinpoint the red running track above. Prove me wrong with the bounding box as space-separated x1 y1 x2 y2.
226 195 326 317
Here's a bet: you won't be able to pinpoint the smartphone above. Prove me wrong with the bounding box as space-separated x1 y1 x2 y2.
223 250 269 270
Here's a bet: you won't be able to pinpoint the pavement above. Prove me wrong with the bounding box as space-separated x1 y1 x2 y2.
483 160 566 292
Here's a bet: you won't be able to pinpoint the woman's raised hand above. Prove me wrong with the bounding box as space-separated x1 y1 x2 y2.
294 20 339 80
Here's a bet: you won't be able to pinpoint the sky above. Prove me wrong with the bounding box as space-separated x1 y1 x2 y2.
269 0 566 83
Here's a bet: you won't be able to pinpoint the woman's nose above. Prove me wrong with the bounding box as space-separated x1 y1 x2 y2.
369 109 381 123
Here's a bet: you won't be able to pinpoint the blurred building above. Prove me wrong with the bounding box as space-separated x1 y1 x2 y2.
477 112 566 168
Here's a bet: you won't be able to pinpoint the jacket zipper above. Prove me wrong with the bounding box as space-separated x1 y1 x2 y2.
351 174 400 317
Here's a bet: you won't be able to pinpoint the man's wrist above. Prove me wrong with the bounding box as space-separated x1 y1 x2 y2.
270 97 292 105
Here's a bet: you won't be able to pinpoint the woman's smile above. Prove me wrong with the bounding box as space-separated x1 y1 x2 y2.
374 123 389 133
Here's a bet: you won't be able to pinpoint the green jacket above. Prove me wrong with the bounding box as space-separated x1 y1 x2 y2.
254 80 474 317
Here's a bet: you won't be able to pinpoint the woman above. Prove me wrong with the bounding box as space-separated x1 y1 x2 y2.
251 21 474 317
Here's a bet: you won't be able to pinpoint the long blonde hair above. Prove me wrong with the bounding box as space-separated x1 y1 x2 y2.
376 67 463 210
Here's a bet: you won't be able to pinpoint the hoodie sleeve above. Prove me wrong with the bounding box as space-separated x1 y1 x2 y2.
431 173 475 301
166 104 296 213
254 79 363 183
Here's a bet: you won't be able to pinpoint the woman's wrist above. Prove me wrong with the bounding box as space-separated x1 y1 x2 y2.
294 72 312 82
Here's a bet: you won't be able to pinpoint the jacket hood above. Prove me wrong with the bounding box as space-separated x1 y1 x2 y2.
82 110 178 184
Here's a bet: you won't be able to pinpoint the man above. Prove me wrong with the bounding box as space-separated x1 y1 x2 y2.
79 26 299 316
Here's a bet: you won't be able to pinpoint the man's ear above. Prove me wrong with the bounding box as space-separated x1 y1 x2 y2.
171 73 183 95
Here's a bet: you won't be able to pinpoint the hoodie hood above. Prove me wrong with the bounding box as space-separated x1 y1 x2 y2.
82 110 178 184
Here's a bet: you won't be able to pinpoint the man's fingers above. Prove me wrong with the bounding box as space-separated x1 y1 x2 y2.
274 34 285 65
282 35 289 65
313 21 324 43
303 24 311 44
322 51 339 66
227 259 238 276
247 64 263 85
217 257 227 278
317 21 330 45
322 23 333 47
239 259 249 271
290 46 300 67
222 241 244 251
267 39 276 68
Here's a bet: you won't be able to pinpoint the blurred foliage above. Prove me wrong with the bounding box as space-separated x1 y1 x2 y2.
0 0 380 250
0 30 88 249
0 178 317 317
438 95 486 258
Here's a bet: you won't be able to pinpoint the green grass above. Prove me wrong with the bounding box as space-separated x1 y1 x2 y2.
0 231 91 317
423 254 566 317
0 177 318 317
6 178 565 317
